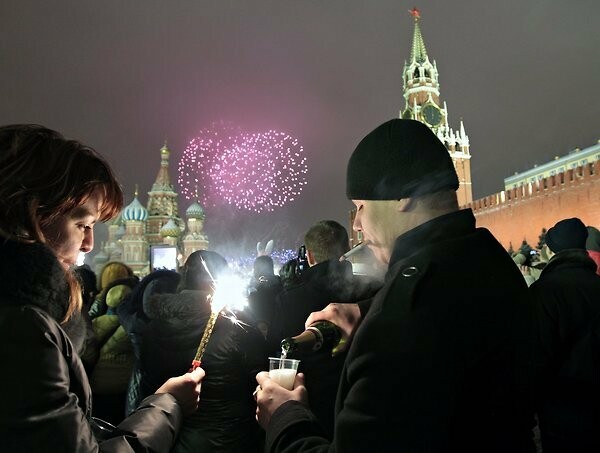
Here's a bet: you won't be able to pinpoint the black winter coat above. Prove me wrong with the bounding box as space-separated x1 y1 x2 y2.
140 290 267 452
265 209 535 453
530 249 600 453
0 238 183 452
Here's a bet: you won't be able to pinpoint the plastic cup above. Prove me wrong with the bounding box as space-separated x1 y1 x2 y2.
268 357 300 390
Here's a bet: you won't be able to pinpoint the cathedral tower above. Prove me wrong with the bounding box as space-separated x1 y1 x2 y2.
146 142 181 244
400 8 473 206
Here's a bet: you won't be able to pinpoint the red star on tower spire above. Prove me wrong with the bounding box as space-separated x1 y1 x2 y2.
409 7 421 20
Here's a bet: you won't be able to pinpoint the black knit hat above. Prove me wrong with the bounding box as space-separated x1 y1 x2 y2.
546 217 588 253
346 119 459 200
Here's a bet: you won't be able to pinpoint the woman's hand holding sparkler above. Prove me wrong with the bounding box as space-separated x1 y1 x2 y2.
155 366 205 416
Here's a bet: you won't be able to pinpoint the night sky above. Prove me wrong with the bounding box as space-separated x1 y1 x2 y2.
1 1 598 257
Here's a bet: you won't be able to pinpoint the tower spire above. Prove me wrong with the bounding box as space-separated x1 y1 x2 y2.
409 8 429 64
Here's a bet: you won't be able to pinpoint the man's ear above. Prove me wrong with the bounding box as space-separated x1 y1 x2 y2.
306 249 317 267
396 198 414 212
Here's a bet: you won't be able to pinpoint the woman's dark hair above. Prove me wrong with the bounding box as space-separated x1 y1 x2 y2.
0 124 123 242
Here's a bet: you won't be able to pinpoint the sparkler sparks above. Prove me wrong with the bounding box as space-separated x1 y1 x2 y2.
190 264 250 369
178 123 308 213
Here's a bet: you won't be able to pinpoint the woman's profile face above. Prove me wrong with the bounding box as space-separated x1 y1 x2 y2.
41 189 103 270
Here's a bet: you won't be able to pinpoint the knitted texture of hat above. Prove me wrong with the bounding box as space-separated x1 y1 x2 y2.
586 226 600 252
346 119 459 200
546 217 588 253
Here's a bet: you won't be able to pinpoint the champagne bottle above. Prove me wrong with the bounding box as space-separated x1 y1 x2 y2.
281 321 342 354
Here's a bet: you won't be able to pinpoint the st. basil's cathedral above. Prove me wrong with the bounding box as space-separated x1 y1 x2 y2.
93 143 208 276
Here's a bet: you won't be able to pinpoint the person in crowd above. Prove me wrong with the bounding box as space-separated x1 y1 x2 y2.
585 225 600 275
89 261 136 319
255 119 534 452
139 249 267 452
278 258 301 289
89 275 139 424
267 219 381 438
0 124 204 451
118 269 181 415
529 218 600 452
248 255 283 338
513 248 547 287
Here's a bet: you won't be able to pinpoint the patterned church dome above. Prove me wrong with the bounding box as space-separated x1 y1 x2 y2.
186 201 205 219
122 192 148 222
160 218 180 238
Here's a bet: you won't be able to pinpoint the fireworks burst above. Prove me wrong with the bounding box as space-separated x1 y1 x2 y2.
178 123 308 213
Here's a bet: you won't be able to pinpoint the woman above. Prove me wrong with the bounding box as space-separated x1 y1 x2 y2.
139 250 267 452
0 124 204 451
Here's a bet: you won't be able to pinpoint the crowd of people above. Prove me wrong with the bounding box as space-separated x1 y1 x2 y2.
1 120 599 452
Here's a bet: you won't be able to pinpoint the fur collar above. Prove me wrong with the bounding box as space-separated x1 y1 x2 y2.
0 236 70 323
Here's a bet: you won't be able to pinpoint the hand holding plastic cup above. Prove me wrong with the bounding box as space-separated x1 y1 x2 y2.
268 357 300 390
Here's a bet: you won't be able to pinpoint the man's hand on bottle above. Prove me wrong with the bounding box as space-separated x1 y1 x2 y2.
305 303 362 355
155 366 205 416
255 372 307 429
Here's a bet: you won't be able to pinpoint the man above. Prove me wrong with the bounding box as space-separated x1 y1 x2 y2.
255 119 534 452
530 218 600 452
248 255 283 338
267 220 381 437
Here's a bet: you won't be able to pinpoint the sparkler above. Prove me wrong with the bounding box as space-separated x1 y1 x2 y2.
190 257 249 371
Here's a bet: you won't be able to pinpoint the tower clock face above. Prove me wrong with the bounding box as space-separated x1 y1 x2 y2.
422 104 442 127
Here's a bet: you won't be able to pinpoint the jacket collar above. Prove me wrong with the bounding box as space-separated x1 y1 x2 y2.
542 248 597 275
0 236 70 322
389 209 476 268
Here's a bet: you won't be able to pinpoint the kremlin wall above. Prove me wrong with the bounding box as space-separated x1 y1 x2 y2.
469 159 600 250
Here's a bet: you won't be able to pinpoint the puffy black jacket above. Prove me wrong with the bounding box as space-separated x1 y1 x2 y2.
140 290 267 452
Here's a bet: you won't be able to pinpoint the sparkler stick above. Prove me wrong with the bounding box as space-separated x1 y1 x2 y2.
190 309 218 370
190 255 219 371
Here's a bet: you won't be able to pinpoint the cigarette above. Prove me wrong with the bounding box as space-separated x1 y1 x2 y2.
339 241 369 261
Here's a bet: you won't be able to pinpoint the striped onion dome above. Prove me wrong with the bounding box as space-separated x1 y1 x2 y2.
186 201 205 219
160 218 180 238
122 193 148 222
